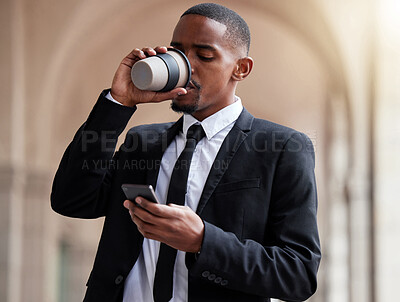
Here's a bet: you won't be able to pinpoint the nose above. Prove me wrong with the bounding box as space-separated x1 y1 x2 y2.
185 50 195 75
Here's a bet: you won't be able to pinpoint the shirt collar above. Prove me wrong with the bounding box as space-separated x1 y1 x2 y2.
182 96 243 140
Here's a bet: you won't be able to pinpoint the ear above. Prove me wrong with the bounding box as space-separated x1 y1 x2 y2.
232 57 254 81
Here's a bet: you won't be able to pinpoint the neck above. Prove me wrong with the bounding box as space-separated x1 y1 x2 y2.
192 91 237 121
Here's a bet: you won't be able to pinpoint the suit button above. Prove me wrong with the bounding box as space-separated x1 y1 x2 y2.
221 279 229 286
214 277 222 284
115 275 124 285
201 271 210 278
208 274 216 281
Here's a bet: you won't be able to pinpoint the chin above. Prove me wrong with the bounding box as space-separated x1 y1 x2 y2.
171 96 199 114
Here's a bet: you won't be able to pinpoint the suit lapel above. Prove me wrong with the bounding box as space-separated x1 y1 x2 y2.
145 117 183 188
196 108 254 215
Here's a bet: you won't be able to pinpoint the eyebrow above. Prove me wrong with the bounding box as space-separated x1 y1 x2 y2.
170 42 217 52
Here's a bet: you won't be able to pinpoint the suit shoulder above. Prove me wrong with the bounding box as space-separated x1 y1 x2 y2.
251 117 302 138
250 117 314 150
127 121 175 136
121 121 176 150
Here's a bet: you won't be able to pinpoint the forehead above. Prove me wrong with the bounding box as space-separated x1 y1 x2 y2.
171 14 228 49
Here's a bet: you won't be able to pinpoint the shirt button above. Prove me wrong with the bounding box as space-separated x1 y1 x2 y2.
208 274 216 281
115 275 124 285
202 271 210 278
214 277 222 284
221 279 229 286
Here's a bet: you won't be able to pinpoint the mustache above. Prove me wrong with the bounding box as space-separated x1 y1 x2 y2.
190 79 201 90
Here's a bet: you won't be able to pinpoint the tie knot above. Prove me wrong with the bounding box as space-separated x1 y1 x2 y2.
186 124 205 143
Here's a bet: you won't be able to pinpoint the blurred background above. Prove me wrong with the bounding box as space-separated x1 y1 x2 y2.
1 0 399 301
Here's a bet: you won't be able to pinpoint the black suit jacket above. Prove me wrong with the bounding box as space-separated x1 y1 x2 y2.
51 90 321 302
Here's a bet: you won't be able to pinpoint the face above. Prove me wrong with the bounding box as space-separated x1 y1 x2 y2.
170 14 242 121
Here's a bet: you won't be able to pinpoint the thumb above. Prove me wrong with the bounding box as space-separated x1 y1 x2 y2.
152 87 187 103
168 203 186 209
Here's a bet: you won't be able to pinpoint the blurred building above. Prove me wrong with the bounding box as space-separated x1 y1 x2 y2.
1 0 399 301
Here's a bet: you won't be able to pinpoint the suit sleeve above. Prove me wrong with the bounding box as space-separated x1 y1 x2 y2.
186 132 321 301
50 90 136 218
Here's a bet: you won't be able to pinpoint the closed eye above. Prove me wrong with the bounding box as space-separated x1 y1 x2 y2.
198 55 213 62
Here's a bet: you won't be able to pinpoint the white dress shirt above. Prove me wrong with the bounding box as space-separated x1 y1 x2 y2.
106 92 243 302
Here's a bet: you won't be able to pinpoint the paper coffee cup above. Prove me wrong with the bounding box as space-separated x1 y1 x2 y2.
131 48 191 92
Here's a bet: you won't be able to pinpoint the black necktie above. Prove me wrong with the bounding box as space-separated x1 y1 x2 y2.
153 124 206 302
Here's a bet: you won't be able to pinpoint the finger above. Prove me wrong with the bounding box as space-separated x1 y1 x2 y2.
124 198 161 217
132 218 177 246
131 202 161 224
167 203 191 214
169 87 188 95
123 199 134 210
129 208 170 241
154 46 168 53
123 199 140 221
135 197 165 216
167 203 186 209
150 87 187 103
135 197 177 218
127 48 146 60
131 209 154 227
123 200 137 222
135 225 162 242
123 199 153 221
142 47 157 56
121 49 145 69
131 214 158 238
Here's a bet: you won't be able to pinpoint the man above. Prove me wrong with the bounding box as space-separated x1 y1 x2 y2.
51 3 321 302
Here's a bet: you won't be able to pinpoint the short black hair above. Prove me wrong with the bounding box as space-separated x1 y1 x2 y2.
181 3 250 55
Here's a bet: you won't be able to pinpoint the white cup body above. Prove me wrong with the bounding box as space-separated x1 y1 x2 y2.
131 49 191 92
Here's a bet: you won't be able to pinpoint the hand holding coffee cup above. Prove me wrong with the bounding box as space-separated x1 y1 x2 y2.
131 48 191 92
110 46 188 107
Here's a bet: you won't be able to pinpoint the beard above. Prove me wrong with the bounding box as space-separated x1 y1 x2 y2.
170 95 200 114
171 80 201 114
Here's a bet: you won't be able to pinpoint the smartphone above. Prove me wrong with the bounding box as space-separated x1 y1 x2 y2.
121 184 160 203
